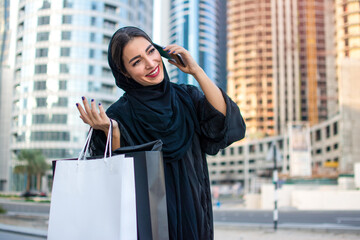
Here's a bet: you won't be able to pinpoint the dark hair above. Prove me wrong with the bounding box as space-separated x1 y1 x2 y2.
110 26 153 74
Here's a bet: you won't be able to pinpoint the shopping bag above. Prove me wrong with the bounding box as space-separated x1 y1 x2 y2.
48 125 169 240
48 128 137 240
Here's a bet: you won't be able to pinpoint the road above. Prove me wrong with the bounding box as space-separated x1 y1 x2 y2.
213 209 360 228
0 231 45 240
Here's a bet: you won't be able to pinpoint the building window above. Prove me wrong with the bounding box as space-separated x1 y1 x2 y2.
334 143 339 150
89 65 94 75
259 143 263 152
249 159 256 164
34 81 46 90
42 149 72 159
35 64 47 74
30 131 70 141
36 48 48 58
220 162 226 166
104 4 117 14
238 170 243 173
59 80 67 90
89 49 95 58
316 148 322 154
326 126 330 138
62 15 72 24
90 32 96 42
38 16 50 25
33 114 67 124
238 146 243 154
60 47 71 57
54 97 68 107
63 0 73 8
333 122 338 135
60 64 69 73
61 31 71 40
238 160 243 164
91 17 96 26
36 97 47 107
315 129 321 141
211 162 217 166
37 32 49 41
249 144 255 153
326 146 331 152
230 147 234 155
91 2 97 10
221 149 225 156
40 0 51 9
103 19 116 29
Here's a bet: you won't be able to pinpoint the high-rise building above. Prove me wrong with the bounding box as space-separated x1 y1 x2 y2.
335 0 360 173
0 0 11 191
227 0 334 138
168 0 227 90
9 0 153 191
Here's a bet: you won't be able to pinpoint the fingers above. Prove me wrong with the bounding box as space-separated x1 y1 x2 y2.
163 45 186 55
76 97 110 130
98 103 109 121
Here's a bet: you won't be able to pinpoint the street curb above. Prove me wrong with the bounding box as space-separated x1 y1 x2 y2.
214 221 360 233
0 223 47 238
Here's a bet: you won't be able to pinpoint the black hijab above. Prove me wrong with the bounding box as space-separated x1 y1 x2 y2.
98 26 199 162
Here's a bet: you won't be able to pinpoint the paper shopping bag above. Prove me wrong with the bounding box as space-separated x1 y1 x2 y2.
48 124 169 240
48 154 137 240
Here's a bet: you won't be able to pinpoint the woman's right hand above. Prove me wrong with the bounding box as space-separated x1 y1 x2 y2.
76 96 118 135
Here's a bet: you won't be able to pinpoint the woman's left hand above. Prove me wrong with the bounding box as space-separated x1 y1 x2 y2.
163 45 202 76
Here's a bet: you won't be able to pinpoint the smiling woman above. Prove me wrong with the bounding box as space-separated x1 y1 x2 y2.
76 26 246 240
121 37 164 86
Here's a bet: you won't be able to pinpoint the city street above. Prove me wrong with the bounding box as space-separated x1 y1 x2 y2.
1 199 360 239
213 209 360 229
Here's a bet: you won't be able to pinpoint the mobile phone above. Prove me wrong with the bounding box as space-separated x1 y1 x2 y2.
153 43 186 67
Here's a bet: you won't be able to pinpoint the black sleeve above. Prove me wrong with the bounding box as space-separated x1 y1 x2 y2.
184 85 246 155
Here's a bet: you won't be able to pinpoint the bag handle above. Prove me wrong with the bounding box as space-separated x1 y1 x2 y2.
77 119 113 161
104 119 113 159
77 128 94 161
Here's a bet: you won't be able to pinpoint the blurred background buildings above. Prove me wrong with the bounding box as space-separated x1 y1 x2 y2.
0 0 153 192
0 0 359 196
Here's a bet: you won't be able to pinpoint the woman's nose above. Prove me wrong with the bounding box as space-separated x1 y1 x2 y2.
144 56 156 68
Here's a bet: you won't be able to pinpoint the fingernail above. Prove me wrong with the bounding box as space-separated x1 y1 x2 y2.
167 50 171 53
98 103 101 106
91 99 94 102
76 103 78 107
172 51 176 54
82 96 84 100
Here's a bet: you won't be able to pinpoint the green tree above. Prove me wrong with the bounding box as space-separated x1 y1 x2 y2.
13 149 50 192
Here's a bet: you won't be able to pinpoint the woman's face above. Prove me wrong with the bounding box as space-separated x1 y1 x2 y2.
122 37 164 86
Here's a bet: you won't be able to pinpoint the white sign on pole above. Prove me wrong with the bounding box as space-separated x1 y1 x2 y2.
288 123 312 177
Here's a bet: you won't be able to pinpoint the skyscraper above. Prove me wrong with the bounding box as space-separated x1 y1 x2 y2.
227 0 334 138
168 0 227 90
0 0 11 191
10 0 153 191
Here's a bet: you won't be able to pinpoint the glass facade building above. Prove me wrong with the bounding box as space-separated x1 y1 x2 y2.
168 0 227 90
10 0 153 191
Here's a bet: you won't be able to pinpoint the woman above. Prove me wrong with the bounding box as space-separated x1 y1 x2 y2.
76 26 245 240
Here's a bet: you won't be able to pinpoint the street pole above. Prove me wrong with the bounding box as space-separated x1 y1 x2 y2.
273 143 278 230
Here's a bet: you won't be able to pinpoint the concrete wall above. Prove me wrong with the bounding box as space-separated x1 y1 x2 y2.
261 184 360 210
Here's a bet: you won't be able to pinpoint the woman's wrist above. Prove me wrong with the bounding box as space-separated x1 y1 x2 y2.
190 66 205 79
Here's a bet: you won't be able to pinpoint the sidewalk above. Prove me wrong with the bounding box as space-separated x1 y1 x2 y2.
214 226 360 240
1 213 360 239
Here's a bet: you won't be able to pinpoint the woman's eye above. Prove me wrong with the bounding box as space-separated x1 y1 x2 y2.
149 48 155 54
132 59 140 66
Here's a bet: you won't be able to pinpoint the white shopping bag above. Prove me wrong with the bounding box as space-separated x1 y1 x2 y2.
48 127 137 240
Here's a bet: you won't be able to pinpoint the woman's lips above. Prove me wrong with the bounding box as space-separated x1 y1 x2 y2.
146 66 160 78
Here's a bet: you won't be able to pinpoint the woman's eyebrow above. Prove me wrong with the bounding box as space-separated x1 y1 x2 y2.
128 44 153 64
